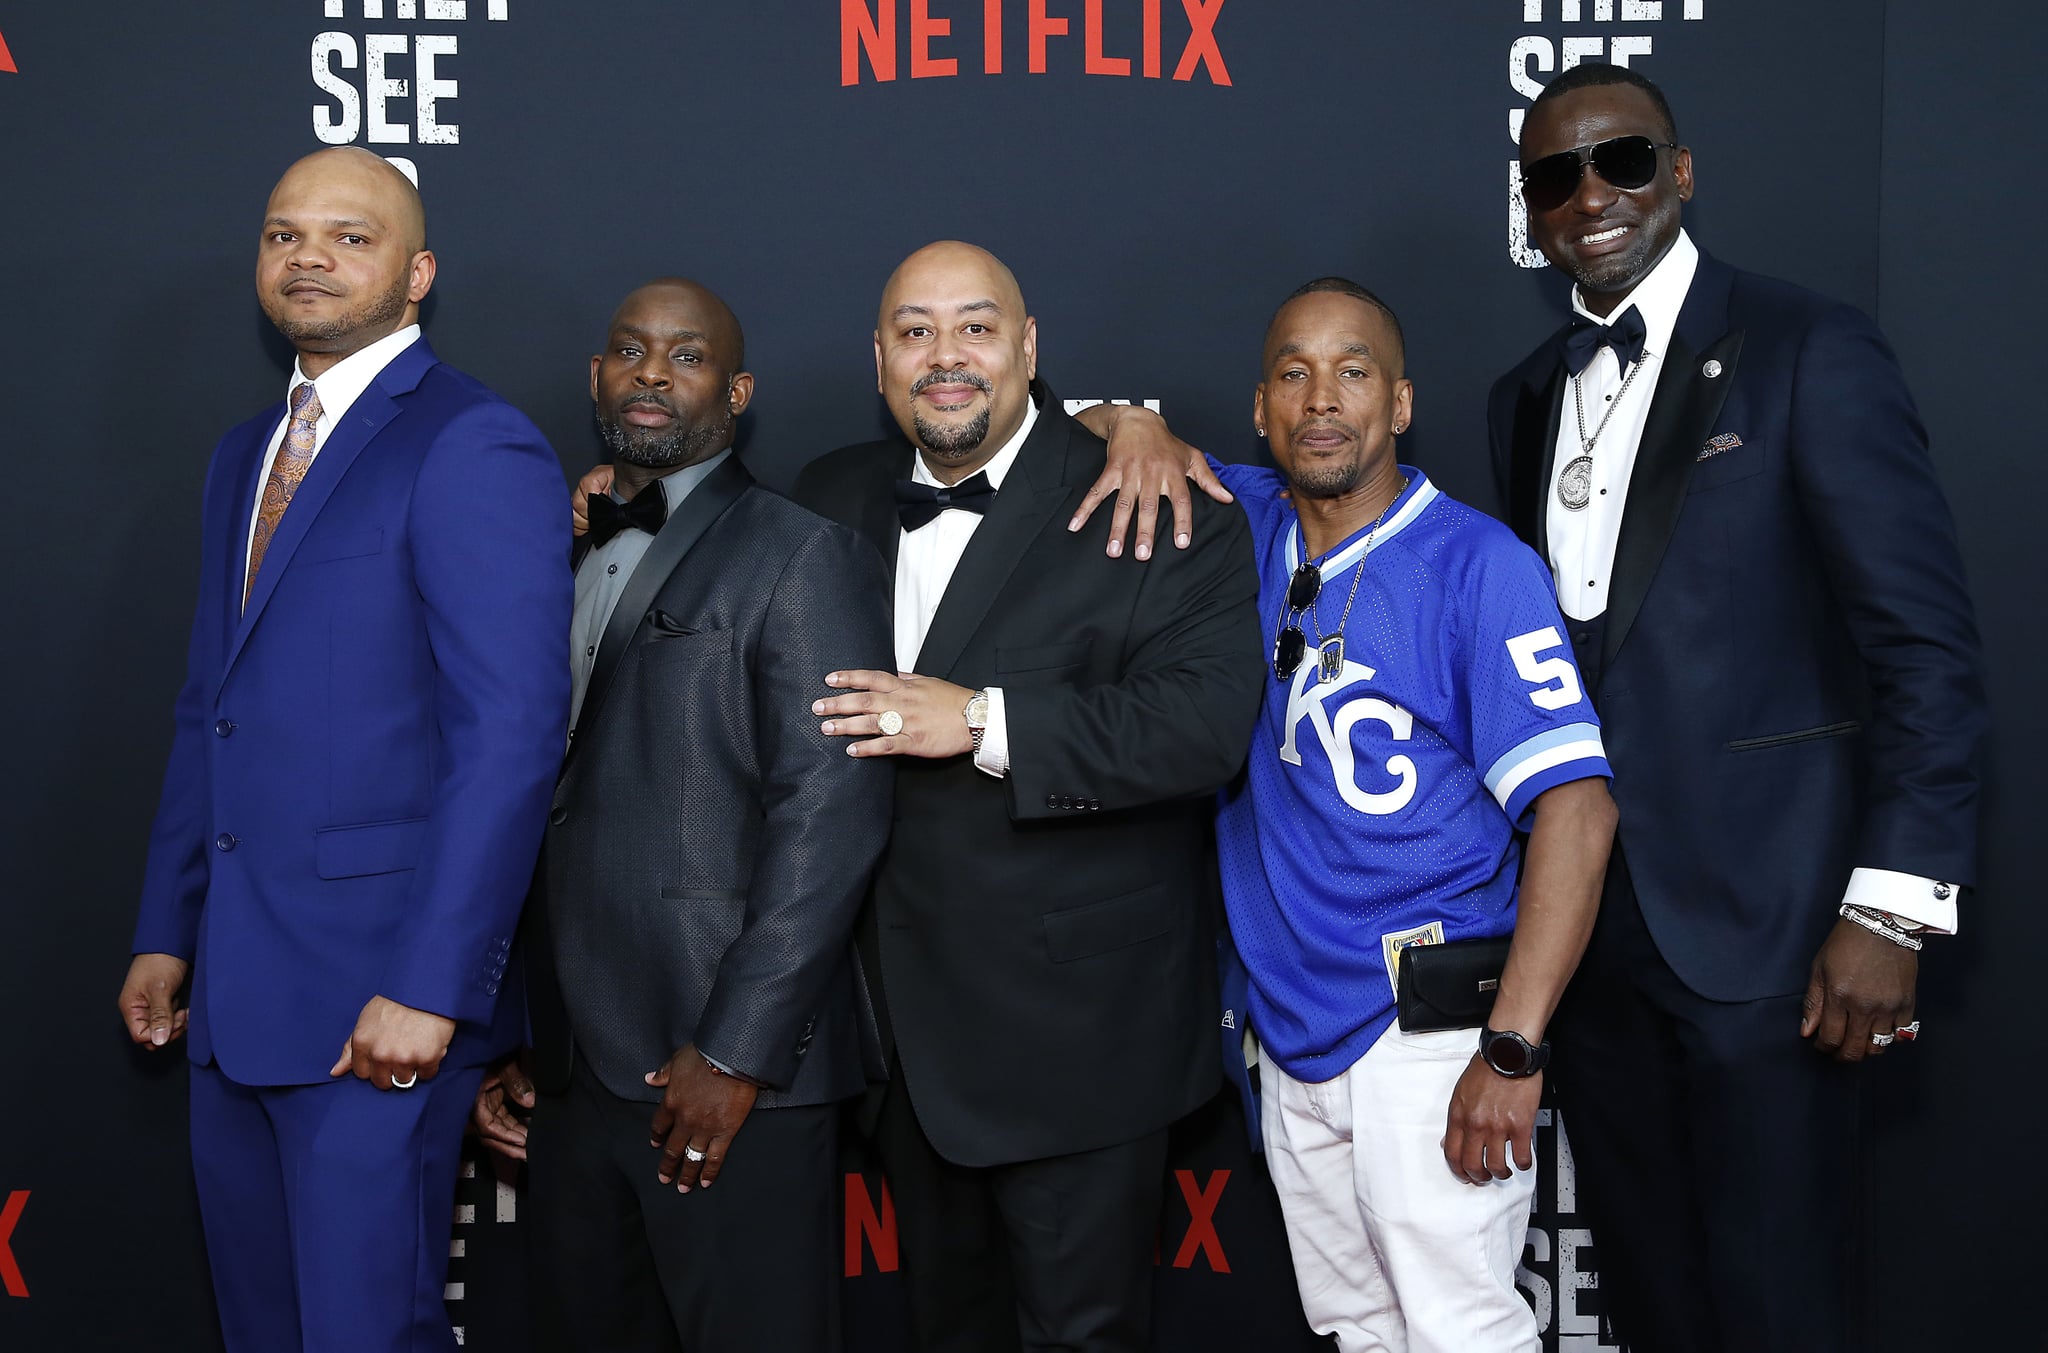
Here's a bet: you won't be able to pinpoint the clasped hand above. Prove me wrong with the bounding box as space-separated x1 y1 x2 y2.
329 995 456 1091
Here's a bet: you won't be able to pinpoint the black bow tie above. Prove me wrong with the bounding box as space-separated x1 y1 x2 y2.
586 486 667 548
1563 304 1648 376
895 472 997 531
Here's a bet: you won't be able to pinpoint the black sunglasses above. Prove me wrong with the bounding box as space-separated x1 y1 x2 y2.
1271 562 1324 680
1519 135 1678 212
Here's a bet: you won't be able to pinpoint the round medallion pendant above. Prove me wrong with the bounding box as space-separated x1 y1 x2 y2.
1557 455 1594 511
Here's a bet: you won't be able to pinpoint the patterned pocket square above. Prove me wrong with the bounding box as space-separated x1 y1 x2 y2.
1698 433 1744 460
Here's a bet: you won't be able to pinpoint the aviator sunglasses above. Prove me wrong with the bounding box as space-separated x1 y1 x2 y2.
1271 561 1325 680
1519 134 1678 212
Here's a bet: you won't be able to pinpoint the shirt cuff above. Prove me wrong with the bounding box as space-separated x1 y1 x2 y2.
1842 867 1959 935
973 686 1010 778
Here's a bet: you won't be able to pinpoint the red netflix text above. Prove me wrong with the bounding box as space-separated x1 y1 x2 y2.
844 1169 1232 1277
0 1191 29 1298
841 0 1230 87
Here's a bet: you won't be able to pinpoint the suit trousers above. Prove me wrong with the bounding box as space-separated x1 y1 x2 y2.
871 1070 1170 1353
188 1057 483 1353
526 1060 840 1353
1549 855 1865 1353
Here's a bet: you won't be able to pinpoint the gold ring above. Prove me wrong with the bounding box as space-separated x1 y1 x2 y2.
878 710 904 736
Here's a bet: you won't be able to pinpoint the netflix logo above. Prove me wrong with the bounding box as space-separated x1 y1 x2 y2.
1 1190 29 1298
844 1169 1234 1277
841 0 1230 87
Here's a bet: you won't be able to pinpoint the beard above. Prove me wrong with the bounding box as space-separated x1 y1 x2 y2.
264 269 411 346
912 405 993 461
1285 421 1366 499
907 369 995 461
595 400 732 470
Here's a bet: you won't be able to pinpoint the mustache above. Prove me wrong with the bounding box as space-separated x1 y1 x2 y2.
910 370 994 398
618 392 677 417
280 277 340 296
1293 418 1361 443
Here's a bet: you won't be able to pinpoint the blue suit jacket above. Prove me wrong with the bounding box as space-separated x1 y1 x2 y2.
133 336 572 1085
1488 252 1985 1000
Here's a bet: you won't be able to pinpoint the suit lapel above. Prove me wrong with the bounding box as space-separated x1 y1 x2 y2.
219 339 438 693
568 455 752 755
911 408 1076 678
215 414 281 650
1509 346 1569 558
1604 258 1742 668
858 445 912 579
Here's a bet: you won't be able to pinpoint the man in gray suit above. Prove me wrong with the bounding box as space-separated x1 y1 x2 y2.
472 278 894 1352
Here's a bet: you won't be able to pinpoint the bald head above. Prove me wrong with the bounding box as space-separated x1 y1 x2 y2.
878 241 1027 330
611 277 745 373
874 241 1038 479
271 146 427 255
256 147 436 374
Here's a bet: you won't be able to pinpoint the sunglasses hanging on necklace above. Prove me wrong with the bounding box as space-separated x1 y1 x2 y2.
1271 478 1408 684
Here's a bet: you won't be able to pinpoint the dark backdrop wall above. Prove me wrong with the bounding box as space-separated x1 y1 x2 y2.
0 3 2034 1349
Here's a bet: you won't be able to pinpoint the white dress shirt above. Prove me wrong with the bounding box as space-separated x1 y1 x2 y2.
568 448 734 732
1547 231 1698 624
894 400 1039 778
1545 231 1954 934
243 324 423 578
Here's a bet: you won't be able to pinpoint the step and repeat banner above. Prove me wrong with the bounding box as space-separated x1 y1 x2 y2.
9 4 2019 1352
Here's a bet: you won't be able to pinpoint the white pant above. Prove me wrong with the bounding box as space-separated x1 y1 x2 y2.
1259 1025 1540 1353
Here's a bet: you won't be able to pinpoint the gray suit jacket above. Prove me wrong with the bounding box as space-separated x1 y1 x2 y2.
524 459 895 1108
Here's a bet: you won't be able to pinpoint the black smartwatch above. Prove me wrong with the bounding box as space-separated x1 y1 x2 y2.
1478 1026 1551 1078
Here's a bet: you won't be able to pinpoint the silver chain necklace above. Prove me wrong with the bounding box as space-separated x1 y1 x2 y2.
1303 476 1407 685
1558 358 1645 511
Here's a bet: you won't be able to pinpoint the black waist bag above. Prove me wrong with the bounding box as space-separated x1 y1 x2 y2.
1394 935 1511 1032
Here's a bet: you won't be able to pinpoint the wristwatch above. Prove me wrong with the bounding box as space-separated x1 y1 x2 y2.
1478 1026 1551 1078
963 689 991 755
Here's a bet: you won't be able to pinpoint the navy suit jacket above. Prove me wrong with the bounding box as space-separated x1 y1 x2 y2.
133 336 573 1084
1488 252 1985 1000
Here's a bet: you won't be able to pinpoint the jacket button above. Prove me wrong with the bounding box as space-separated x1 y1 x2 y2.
549 807 567 826
214 833 237 852
213 719 235 737
1087 799 1101 811
1045 793 1058 809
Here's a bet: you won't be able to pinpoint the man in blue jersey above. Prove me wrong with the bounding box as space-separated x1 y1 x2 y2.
1209 279 1618 1351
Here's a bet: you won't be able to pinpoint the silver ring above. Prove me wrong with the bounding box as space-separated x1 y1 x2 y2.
392 1071 419 1089
1869 1032 1895 1048
682 1145 706 1163
878 710 904 736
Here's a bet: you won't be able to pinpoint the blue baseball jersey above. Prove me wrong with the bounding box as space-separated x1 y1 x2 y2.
1213 462 1609 1082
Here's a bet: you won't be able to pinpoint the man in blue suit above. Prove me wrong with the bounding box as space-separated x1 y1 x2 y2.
116 146 571 1353
1489 65 1985 1350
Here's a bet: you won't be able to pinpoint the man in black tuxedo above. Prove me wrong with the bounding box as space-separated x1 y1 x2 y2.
474 278 894 1352
1487 65 1985 1350
796 241 1263 1353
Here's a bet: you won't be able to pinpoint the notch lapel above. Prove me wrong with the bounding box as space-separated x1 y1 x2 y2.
567 455 752 759
218 338 439 694
1604 260 1742 669
910 417 1074 679
215 413 282 652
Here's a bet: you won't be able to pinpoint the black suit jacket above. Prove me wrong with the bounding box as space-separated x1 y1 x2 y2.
525 458 896 1109
1487 251 1985 1001
792 389 1264 1167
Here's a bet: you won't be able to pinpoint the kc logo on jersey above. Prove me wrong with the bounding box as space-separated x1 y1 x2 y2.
1277 658 1417 816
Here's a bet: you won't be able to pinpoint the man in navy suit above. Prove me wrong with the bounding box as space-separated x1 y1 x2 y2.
117 146 571 1353
1488 65 1985 1350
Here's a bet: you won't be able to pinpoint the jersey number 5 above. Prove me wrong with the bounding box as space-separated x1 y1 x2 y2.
1506 627 1583 711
